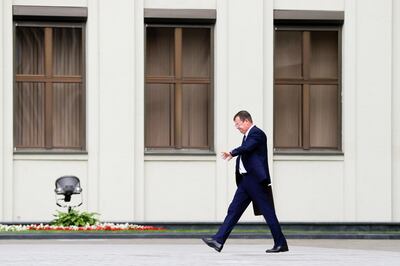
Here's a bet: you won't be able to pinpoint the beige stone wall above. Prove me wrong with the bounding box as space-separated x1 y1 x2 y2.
2 0 399 223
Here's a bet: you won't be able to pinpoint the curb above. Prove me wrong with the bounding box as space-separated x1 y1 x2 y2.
1 233 400 240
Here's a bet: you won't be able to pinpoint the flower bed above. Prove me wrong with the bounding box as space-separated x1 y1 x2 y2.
0 223 165 232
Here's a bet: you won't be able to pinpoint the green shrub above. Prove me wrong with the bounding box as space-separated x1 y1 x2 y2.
52 209 99 227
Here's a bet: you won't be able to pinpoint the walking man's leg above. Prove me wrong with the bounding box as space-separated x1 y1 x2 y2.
202 185 251 252
250 182 288 252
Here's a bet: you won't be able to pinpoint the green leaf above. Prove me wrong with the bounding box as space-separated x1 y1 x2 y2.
51 209 100 226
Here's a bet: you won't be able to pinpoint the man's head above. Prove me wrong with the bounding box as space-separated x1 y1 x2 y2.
233 110 253 134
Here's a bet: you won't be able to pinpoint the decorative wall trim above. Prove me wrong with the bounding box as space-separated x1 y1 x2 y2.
13 5 87 22
274 10 344 25
144 8 216 24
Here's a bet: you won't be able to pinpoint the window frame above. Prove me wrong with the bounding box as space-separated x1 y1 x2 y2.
273 25 342 154
13 20 86 152
144 23 214 154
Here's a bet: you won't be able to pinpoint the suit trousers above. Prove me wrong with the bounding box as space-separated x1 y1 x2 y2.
213 174 287 246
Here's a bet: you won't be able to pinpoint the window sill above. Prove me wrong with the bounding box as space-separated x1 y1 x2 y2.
273 149 343 156
14 149 87 155
144 149 216 161
273 149 344 161
145 148 215 156
13 149 88 161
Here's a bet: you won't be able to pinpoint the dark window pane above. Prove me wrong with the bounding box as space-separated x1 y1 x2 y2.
274 31 302 79
145 25 213 150
146 27 174 76
14 23 86 150
14 82 45 147
145 84 174 147
182 84 209 148
310 31 338 78
53 28 82 76
53 83 82 148
310 85 338 148
182 28 210 78
274 85 301 148
15 27 45 75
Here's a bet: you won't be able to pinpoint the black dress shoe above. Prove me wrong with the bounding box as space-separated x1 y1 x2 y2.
202 237 223 252
266 245 289 253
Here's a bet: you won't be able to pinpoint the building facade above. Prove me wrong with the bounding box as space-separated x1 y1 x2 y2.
0 0 399 223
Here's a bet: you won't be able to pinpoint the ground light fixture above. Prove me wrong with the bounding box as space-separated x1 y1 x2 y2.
54 175 83 212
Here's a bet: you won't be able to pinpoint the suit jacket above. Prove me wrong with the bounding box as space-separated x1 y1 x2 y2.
230 126 271 216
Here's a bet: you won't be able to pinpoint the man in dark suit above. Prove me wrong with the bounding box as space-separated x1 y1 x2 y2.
202 110 288 253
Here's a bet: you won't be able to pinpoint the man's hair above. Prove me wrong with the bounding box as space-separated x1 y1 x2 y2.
233 110 253 123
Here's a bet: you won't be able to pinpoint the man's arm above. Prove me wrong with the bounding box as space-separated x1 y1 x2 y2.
230 132 264 157
221 151 233 161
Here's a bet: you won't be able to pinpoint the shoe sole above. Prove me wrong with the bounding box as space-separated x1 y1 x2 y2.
266 248 289 253
202 239 222 252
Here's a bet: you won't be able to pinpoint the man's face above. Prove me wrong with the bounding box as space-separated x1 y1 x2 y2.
234 117 252 134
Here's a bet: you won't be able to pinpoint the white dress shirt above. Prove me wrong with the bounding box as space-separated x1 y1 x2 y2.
238 125 254 174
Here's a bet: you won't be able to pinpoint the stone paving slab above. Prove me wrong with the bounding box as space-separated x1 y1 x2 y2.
0 239 399 265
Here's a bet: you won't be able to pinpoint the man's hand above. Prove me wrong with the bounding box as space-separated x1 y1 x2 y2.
221 151 233 161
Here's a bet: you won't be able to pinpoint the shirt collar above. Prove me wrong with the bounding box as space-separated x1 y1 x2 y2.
244 125 255 138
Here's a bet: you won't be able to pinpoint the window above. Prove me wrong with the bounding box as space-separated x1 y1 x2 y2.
13 6 86 151
14 23 85 150
274 26 341 151
145 25 213 151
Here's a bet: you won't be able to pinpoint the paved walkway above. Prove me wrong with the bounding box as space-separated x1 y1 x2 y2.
0 239 399 265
